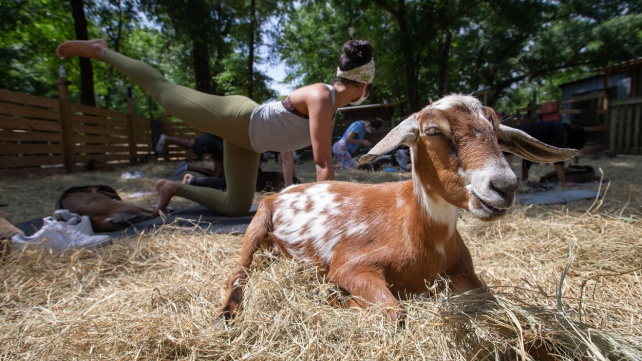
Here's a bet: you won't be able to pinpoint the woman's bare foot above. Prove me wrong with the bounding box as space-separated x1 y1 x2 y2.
56 39 109 61
182 173 193 184
154 179 178 215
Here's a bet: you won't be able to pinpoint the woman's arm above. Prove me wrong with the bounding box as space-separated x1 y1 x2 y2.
279 151 295 186
306 88 336 181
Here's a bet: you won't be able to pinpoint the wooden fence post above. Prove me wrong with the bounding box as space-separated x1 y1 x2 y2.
58 66 75 174
126 86 137 165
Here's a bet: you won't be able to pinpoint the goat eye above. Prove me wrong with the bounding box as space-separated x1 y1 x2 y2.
425 127 441 135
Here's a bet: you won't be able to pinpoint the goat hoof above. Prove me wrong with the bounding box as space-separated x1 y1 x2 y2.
213 313 232 331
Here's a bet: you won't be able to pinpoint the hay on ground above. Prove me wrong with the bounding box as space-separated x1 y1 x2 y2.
0 156 640 360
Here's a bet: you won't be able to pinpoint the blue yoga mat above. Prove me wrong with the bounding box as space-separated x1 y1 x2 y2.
516 189 599 205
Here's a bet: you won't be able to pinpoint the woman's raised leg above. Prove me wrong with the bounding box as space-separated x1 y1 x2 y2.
57 39 257 151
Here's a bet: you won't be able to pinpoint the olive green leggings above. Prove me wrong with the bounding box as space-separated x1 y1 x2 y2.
103 50 260 216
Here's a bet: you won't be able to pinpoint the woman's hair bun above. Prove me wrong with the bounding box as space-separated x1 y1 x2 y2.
338 40 372 71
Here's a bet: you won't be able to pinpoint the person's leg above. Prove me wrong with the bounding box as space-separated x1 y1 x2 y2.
521 160 532 181
59 40 260 216
57 40 257 150
332 141 356 170
102 51 257 150
175 141 260 216
188 175 227 190
187 165 219 177
154 179 178 215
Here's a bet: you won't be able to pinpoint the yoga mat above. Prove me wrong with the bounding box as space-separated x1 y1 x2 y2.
516 189 599 205
16 204 258 239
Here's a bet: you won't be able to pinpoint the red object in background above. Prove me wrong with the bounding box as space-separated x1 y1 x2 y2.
541 101 559 121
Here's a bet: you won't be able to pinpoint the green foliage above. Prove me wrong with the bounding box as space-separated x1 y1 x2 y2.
1 0 640 118
214 51 278 103
0 0 73 97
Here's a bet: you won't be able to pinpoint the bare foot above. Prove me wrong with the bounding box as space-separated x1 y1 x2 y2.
182 173 193 184
56 39 109 60
154 179 178 215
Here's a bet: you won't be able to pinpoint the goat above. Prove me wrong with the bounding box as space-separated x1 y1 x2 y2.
57 185 156 232
218 94 578 321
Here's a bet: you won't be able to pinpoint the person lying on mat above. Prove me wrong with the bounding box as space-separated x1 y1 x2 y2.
57 39 374 216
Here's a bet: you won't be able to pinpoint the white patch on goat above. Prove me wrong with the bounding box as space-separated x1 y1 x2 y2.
412 171 457 237
396 196 406 209
435 243 446 259
431 94 484 119
272 184 347 264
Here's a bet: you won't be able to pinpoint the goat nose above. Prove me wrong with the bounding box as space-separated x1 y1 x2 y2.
490 173 518 198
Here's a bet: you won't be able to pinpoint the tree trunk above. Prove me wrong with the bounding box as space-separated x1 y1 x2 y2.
396 0 420 112
437 31 452 97
192 38 212 94
70 0 96 106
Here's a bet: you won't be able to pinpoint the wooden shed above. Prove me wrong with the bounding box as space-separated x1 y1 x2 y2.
559 57 642 155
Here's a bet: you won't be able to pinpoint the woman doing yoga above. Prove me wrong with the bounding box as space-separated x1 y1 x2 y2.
56 39 375 216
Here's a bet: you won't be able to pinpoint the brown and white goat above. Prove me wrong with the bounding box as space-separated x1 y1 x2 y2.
218 94 577 321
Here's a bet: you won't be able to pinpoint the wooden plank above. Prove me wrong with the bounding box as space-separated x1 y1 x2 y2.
583 125 607 132
0 102 60 121
0 131 61 142
73 135 130 144
0 143 62 155
72 144 132 153
617 108 625 154
58 80 75 173
126 97 137 165
0 88 59 108
559 109 582 115
0 154 65 168
560 91 606 104
73 124 129 136
625 106 633 152
633 104 641 155
133 128 151 137
0 166 66 179
609 107 618 155
70 102 127 119
75 153 131 163
0 116 61 132
610 97 642 107
72 113 127 127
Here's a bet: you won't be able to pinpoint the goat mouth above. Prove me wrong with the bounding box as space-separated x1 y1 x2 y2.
471 192 507 217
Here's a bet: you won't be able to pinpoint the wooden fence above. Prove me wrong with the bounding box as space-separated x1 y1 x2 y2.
0 82 199 177
609 97 642 155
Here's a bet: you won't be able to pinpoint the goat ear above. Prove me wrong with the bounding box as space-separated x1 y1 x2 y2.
360 115 419 163
497 124 578 162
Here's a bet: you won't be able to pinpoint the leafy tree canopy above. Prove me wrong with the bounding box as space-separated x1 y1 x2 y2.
1 0 639 117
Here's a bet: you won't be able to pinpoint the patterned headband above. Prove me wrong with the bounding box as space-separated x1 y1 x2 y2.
336 58 375 84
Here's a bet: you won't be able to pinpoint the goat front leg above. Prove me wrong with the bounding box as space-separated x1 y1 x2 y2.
217 203 273 321
330 266 404 322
